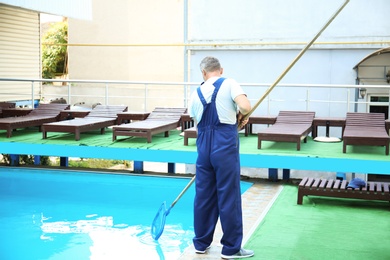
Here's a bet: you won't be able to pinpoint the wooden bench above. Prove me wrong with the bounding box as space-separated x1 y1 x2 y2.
297 177 390 205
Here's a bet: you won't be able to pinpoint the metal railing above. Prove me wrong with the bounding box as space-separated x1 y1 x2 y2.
1 77 390 116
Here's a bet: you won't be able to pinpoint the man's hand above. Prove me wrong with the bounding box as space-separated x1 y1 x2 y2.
237 112 249 130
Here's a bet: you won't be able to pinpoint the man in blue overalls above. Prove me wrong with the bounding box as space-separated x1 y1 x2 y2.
189 56 253 259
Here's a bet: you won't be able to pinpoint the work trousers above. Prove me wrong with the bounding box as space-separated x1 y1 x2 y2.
193 124 243 256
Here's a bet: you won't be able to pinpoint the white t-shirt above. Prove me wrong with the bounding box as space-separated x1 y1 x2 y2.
189 77 246 125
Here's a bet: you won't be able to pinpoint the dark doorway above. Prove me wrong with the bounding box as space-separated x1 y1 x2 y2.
369 96 389 119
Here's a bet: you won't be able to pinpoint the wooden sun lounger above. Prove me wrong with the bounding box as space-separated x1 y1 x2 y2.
343 112 390 155
183 115 280 146
297 177 390 205
0 102 16 118
112 107 187 143
0 103 70 138
257 111 315 151
183 126 197 146
42 105 128 141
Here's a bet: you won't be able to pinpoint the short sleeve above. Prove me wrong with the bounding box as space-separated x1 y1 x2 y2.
227 78 246 100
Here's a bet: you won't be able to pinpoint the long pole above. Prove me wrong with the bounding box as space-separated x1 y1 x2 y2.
170 176 196 208
243 0 350 120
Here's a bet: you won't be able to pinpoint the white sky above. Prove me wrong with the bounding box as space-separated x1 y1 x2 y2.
40 13 63 23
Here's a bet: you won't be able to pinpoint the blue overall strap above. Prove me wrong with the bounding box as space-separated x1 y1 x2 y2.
196 77 226 106
211 77 225 102
197 86 207 106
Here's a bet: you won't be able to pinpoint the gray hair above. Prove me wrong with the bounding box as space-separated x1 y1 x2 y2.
200 56 221 73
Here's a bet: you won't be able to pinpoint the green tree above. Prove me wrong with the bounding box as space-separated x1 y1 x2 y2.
1 154 52 166
42 20 68 80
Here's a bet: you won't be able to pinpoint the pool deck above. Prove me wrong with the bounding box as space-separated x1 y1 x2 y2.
0 127 389 175
178 180 284 259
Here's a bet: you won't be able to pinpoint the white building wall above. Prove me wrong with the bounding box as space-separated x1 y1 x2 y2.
68 0 184 82
188 0 389 45
67 0 185 110
187 0 389 132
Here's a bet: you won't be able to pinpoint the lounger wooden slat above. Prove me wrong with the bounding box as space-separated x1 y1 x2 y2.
384 183 389 193
372 182 377 192
312 178 321 188
376 182 383 193
319 179 327 189
368 182 375 192
297 177 390 205
340 180 347 190
298 177 308 187
305 177 314 188
375 182 381 192
334 179 341 189
326 179 334 190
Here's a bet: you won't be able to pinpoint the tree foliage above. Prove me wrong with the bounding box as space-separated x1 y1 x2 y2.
42 21 68 79
1 154 51 166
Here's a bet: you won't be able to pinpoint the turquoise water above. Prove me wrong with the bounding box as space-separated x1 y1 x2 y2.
0 167 252 260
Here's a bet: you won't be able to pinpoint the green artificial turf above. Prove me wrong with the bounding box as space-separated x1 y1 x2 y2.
245 185 390 260
1 127 388 161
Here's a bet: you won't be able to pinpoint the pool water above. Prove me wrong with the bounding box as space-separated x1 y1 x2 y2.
0 167 252 260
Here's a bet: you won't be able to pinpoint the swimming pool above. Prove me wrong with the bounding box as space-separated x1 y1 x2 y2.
0 167 252 260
